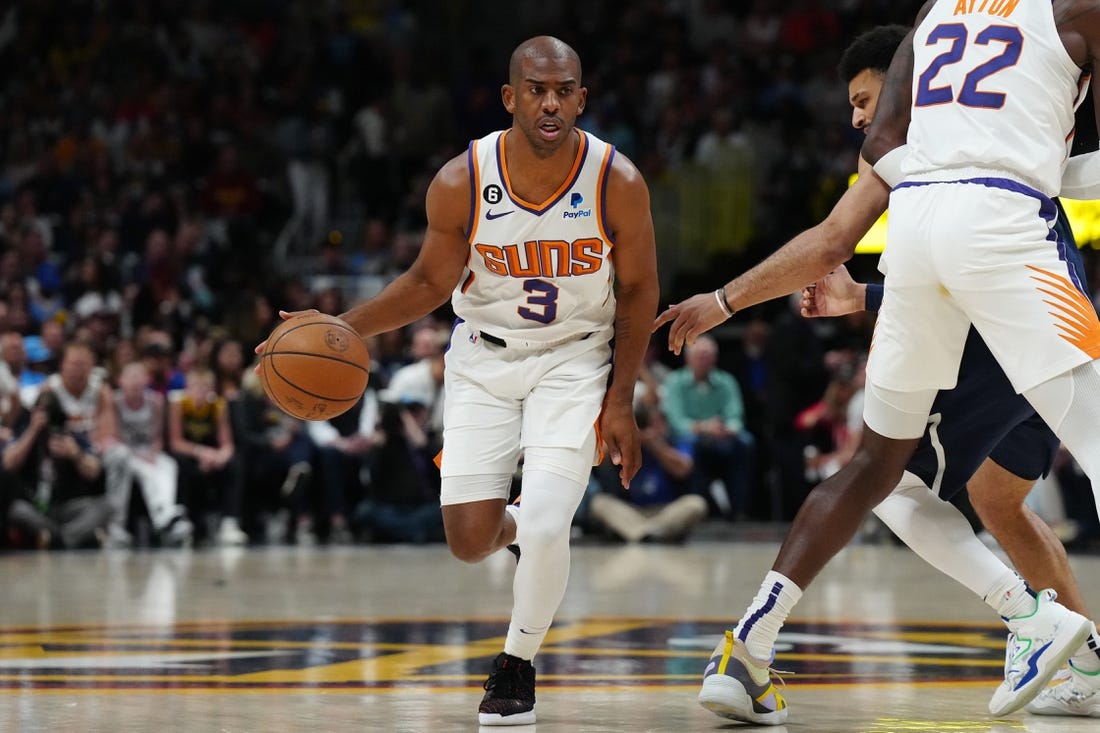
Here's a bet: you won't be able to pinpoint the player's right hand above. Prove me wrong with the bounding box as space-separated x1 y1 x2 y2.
653 292 727 355
253 309 321 373
800 265 863 318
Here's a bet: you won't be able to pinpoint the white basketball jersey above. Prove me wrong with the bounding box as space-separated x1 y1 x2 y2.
903 0 1088 195
454 129 616 346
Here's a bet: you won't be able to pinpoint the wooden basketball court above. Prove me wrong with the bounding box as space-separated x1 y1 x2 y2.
3 538 1098 732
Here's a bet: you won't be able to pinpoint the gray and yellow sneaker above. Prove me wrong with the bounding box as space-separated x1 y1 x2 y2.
698 630 788 725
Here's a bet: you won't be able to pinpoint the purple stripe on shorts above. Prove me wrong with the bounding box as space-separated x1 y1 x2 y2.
895 177 1088 291
895 177 1056 220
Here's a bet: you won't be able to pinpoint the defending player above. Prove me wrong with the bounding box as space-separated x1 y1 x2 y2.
657 16 1100 723
258 36 659 726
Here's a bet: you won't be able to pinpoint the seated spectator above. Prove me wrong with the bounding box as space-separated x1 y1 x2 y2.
351 396 444 544
303 385 378 544
101 362 193 547
141 331 185 396
588 404 707 543
2 390 111 549
795 355 863 482
168 366 247 546
231 368 316 544
662 334 755 520
384 322 446 434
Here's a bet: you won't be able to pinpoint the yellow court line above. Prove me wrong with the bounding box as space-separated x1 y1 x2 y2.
0 678 1004 695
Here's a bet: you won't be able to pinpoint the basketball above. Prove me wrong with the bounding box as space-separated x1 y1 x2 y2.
259 313 371 421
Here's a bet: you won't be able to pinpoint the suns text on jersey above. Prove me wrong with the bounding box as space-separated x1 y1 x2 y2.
473 238 605 278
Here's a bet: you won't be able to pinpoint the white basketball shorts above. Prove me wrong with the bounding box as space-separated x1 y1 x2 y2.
868 177 1100 403
438 320 612 486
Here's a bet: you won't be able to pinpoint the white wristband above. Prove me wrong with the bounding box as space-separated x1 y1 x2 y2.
871 144 908 188
714 288 734 318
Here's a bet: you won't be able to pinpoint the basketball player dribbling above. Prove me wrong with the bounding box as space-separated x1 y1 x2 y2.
257 36 659 726
656 4 1100 723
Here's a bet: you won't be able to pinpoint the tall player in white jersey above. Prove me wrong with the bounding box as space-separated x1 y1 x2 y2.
656 0 1100 725
257 36 659 726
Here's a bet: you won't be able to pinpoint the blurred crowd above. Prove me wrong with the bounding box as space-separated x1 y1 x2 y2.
0 1 1097 550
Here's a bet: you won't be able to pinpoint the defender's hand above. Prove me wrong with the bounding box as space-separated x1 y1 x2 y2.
653 292 728 356
801 265 864 318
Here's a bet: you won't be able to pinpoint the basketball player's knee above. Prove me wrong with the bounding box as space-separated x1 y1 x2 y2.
515 518 569 553
966 489 1017 533
446 534 494 564
441 520 499 563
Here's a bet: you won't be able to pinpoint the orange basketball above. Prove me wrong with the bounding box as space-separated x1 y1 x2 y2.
259 313 370 421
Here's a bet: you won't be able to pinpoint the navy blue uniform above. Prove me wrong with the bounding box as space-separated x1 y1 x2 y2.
867 200 1082 501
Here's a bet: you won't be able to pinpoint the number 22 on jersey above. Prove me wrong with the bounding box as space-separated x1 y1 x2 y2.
915 23 1022 109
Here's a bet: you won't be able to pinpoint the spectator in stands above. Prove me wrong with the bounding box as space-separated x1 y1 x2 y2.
588 403 706 543
352 395 444 544
101 361 193 548
168 366 247 546
662 334 755 520
0 330 46 411
141 331 185 396
2 389 111 549
305 384 378 545
384 322 445 435
232 367 316 544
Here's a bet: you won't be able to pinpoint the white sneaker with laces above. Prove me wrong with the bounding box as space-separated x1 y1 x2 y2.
1027 662 1100 717
989 589 1092 716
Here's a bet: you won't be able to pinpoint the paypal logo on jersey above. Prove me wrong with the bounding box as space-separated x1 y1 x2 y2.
564 191 592 219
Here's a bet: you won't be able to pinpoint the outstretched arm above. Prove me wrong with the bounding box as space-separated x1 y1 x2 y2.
654 159 889 354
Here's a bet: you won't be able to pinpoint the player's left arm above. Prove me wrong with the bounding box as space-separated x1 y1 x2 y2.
602 152 660 489
654 160 889 355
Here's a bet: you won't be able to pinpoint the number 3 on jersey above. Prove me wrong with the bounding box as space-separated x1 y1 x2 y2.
519 279 559 323
915 23 1022 109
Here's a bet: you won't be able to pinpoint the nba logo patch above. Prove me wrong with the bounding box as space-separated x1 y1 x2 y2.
469 331 479 344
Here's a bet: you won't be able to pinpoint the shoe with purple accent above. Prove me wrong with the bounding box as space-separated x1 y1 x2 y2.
698 630 788 725
989 589 1092 716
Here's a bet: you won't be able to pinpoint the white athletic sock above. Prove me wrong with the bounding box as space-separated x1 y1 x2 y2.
982 569 1036 620
733 570 803 661
503 469 586 661
1071 624 1100 673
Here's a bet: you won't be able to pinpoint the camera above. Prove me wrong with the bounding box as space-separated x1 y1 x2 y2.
35 390 69 432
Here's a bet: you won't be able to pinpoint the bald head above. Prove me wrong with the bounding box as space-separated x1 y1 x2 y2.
509 36 581 86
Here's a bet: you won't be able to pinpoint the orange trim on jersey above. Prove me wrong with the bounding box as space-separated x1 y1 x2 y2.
593 414 605 465
498 129 588 213
594 142 615 247
460 271 476 293
468 139 482 241
433 449 443 470
1027 265 1100 358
